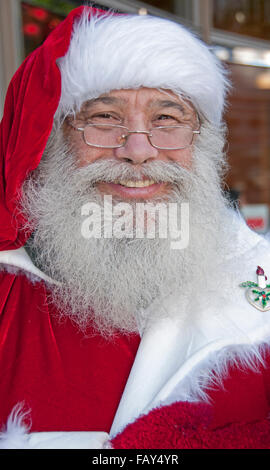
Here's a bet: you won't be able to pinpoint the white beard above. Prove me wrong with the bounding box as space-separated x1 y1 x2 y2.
20 121 233 336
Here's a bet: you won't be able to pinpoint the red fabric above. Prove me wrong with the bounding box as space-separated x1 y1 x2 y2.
112 355 270 449
208 359 270 429
0 6 103 251
111 401 270 449
111 350 270 449
0 270 140 432
1 269 270 446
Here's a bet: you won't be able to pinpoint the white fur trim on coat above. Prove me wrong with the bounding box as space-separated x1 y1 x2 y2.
0 247 60 285
56 9 229 125
0 404 110 449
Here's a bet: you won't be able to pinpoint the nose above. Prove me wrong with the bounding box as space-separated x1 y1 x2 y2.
114 131 159 164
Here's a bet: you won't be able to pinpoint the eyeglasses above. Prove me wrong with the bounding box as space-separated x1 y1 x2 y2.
68 121 200 150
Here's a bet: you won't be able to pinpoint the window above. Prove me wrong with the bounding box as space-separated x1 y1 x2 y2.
213 0 270 41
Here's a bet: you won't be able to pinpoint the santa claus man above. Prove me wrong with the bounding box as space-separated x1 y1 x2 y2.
0 6 270 449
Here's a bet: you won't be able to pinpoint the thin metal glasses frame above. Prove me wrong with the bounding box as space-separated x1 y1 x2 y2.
69 122 200 150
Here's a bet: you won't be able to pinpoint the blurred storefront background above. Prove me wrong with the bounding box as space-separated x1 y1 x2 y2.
1 0 270 233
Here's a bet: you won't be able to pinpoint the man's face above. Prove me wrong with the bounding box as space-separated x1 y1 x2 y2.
66 87 198 201
22 94 227 334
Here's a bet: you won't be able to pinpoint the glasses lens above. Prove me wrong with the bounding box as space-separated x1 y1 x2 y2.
150 127 193 149
84 124 125 147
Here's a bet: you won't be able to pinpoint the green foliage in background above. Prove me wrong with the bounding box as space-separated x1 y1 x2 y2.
23 0 79 16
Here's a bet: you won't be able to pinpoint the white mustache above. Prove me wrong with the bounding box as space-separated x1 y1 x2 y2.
72 159 194 187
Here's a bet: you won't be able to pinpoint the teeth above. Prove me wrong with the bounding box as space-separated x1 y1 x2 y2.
116 179 156 188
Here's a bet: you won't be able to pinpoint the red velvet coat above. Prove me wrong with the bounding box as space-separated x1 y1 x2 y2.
1 268 270 448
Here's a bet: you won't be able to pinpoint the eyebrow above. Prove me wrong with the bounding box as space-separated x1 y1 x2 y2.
150 99 187 114
81 97 189 114
82 96 126 108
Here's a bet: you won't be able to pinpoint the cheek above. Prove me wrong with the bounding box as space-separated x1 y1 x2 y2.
166 148 193 169
66 128 116 168
74 141 114 168
77 149 104 167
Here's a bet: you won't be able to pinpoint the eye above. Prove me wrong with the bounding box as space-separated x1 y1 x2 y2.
89 112 121 123
155 114 179 123
94 113 113 119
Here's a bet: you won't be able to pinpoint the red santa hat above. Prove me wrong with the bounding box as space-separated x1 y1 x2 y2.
0 6 85 251
0 6 229 252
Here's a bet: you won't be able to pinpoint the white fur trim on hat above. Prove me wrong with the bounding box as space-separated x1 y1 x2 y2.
56 9 230 125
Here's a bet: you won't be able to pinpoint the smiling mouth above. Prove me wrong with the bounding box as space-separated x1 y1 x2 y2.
113 179 156 187
96 179 168 199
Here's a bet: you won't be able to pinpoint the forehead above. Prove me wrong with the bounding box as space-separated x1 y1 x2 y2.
80 87 196 114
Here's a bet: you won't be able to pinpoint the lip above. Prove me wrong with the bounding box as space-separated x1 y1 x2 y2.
97 181 168 199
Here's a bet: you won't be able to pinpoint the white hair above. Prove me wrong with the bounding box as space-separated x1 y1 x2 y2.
19 120 234 337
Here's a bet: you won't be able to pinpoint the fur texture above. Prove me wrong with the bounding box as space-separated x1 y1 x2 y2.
151 340 269 409
111 401 270 449
56 9 230 125
0 403 32 449
0 403 110 449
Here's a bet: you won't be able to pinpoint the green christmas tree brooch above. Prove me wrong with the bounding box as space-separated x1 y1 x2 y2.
240 266 270 311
